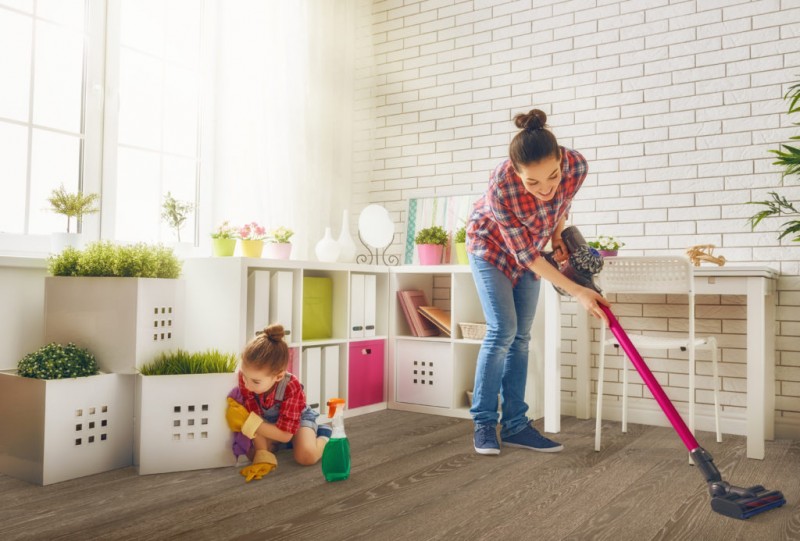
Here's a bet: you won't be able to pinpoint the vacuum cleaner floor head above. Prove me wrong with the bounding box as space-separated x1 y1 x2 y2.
710 485 786 520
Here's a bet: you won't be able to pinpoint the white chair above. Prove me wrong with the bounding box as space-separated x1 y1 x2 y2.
594 256 722 452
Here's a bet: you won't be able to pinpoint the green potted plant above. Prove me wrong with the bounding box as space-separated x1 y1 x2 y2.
161 192 194 243
415 225 449 265
588 235 625 257
265 225 294 260
454 225 468 265
237 222 268 258
44 241 184 375
210 220 237 257
0 342 134 485
135 349 238 474
47 183 100 253
748 79 800 241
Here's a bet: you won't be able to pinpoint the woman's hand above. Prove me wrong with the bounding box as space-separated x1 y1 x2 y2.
575 287 610 324
551 235 569 264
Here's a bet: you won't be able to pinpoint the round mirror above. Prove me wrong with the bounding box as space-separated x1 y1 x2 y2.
358 205 395 248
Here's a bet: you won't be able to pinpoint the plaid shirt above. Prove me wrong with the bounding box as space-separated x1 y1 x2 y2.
254 372 307 434
467 147 588 285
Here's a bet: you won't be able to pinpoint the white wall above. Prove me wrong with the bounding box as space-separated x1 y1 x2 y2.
0 261 47 370
355 0 800 436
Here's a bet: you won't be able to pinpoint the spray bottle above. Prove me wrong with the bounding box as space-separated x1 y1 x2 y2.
321 397 350 482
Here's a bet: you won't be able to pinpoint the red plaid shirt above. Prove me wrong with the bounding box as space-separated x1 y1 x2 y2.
467 147 588 285
253 373 307 434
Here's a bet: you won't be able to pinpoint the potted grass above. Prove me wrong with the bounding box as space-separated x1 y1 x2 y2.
588 235 625 257
47 183 99 253
0 343 134 485
135 349 238 474
415 226 448 265
454 226 468 265
210 220 237 257
265 226 294 260
44 241 184 374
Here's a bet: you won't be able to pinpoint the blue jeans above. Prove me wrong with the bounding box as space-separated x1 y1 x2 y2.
469 253 540 438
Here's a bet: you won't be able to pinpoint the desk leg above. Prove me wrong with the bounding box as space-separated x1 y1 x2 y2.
544 285 561 433
746 277 775 460
576 305 591 420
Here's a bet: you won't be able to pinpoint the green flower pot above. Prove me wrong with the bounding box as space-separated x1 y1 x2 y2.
211 238 236 257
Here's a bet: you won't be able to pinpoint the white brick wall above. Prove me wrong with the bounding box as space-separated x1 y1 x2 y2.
354 0 800 436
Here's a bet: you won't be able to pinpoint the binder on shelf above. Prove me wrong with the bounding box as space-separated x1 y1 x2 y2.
270 271 294 338
364 274 377 337
302 276 333 340
397 290 439 337
417 306 451 337
246 270 270 340
302 347 322 414
350 274 365 338
321 345 340 415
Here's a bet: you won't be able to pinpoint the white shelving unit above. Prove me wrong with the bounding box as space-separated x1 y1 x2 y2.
387 265 547 420
182 257 390 417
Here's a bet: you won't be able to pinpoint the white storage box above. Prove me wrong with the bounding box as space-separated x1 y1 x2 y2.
134 372 238 475
0 371 134 485
44 277 185 374
395 340 452 408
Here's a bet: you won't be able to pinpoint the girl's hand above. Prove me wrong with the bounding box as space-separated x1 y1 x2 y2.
575 287 610 324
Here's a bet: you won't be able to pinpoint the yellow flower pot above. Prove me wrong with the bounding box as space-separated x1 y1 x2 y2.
240 239 264 258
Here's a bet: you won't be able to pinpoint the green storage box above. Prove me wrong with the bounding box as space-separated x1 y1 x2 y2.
303 277 333 340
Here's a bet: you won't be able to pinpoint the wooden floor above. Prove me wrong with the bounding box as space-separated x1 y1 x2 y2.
1 410 797 540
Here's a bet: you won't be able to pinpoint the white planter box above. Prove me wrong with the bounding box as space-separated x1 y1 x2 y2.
135 373 238 475
44 277 185 374
0 371 134 485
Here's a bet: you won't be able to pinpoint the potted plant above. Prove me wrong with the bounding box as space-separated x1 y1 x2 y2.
454 225 468 265
161 192 194 243
415 225 449 265
748 79 800 241
0 343 134 485
45 241 184 374
265 226 294 260
237 222 268 258
210 220 237 257
47 183 100 253
135 349 238 474
588 235 625 257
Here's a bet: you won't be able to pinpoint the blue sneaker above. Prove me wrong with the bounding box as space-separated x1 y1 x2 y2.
317 424 333 439
473 424 500 455
502 423 563 453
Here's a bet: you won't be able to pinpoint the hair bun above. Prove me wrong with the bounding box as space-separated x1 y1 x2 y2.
514 108 547 131
263 323 285 343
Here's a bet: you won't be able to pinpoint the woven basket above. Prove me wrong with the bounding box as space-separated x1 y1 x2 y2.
459 322 487 340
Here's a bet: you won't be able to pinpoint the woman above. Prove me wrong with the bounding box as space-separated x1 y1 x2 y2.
466 108 609 455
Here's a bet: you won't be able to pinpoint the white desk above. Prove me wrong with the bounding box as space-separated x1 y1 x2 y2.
544 264 778 460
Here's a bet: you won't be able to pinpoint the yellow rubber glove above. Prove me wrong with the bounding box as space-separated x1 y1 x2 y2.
226 397 263 439
240 449 278 482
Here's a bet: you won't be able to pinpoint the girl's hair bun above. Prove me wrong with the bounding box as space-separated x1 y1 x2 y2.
262 323 285 343
514 108 547 131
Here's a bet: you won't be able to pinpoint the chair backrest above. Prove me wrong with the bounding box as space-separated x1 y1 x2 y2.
598 256 694 295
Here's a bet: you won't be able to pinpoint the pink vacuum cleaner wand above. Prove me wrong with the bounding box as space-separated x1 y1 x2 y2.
600 304 785 519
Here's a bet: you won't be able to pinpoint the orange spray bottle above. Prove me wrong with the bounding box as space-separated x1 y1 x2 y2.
321 398 350 481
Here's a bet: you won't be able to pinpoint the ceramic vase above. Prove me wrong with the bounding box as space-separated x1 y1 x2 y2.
264 243 292 260
315 227 341 262
599 250 618 258
417 244 443 265
337 209 357 263
240 239 264 258
455 243 468 264
50 232 81 254
211 238 236 257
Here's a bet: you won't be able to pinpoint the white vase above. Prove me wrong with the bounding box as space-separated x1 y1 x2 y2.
50 232 81 254
337 209 357 263
315 227 341 262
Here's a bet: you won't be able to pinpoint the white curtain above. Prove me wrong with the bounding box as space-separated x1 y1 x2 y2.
212 0 360 259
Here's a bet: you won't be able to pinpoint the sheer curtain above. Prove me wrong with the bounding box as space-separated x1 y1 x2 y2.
212 0 360 259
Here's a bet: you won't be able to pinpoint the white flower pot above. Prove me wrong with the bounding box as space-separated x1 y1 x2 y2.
44 277 185 374
0 371 134 485
134 372 238 475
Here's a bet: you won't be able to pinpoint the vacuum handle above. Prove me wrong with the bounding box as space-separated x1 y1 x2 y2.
600 304 700 452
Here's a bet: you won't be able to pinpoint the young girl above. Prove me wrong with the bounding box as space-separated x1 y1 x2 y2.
226 323 331 482
466 108 609 456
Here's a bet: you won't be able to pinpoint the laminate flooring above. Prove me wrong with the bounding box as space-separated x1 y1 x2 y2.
1 410 798 540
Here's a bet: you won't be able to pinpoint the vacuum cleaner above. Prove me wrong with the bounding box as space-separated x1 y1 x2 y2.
547 226 786 520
